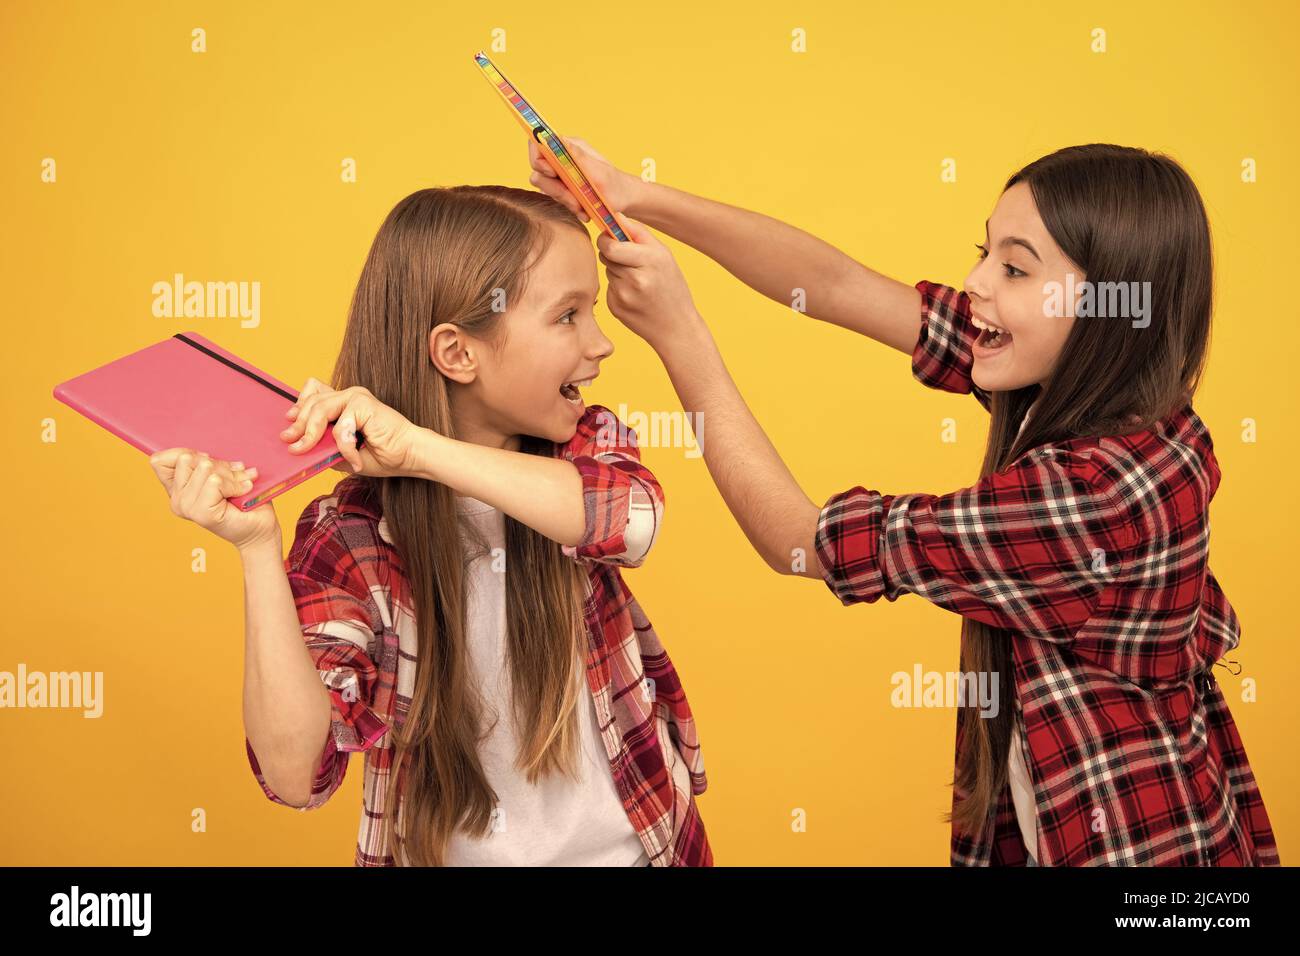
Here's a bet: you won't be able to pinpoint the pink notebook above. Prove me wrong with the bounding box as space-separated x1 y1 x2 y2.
53 332 347 511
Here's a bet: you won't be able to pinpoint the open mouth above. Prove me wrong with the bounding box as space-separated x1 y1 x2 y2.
559 377 594 404
972 315 1012 352
976 326 1011 350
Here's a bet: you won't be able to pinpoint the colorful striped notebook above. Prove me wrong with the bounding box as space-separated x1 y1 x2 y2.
474 51 630 242
52 332 347 511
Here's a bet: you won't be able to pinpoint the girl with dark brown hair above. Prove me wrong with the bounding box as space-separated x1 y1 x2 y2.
533 138 1280 866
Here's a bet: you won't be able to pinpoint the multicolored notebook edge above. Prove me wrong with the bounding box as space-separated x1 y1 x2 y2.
474 51 631 242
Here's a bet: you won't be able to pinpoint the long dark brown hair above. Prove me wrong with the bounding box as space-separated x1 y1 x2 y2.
948 145 1213 836
330 185 592 866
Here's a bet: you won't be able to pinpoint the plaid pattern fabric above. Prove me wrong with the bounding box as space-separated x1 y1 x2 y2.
245 404 711 867
813 279 1280 866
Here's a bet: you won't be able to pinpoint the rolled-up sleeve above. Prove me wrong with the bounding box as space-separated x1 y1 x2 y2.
913 279 992 411
245 535 389 811
554 404 664 568
813 448 1139 642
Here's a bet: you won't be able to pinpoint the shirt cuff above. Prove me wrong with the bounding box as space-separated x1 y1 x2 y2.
324 671 390 753
912 279 979 397
814 486 888 606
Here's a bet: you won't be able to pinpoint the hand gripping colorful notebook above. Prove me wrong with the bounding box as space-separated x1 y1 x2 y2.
474 51 630 242
52 332 350 511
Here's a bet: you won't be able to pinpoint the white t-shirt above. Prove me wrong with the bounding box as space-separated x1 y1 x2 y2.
441 493 649 866
1008 711 1038 863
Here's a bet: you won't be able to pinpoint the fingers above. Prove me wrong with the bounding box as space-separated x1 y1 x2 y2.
285 376 326 423
331 412 364 473
171 453 259 517
597 229 655 266
614 212 637 237
526 141 590 221
565 136 607 163
528 166 567 196
196 455 257 497
170 451 196 512
298 377 324 402
527 134 613 229
612 213 653 244
149 447 190 492
528 139 558 177
597 246 629 278
282 387 349 450
597 216 675 298
179 456 220 515
292 397 346 452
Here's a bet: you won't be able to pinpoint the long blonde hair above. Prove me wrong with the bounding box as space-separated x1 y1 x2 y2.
331 186 592 866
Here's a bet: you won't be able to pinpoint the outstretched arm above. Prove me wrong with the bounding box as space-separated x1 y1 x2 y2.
409 406 664 568
595 219 1138 634
594 215 825 578
280 382 662 567
654 316 823 577
407 430 588 547
528 135 923 353
633 181 924 355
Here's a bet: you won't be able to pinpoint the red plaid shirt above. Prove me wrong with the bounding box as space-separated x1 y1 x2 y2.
814 279 1280 866
245 404 711 866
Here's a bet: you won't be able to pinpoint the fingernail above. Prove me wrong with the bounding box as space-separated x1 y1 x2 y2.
231 461 244 470
247 467 259 477
286 406 298 418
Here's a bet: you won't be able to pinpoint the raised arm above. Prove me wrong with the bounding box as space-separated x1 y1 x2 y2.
595 221 1140 636
279 382 662 567
631 182 923 354
406 404 663 568
658 319 820 577
528 135 922 354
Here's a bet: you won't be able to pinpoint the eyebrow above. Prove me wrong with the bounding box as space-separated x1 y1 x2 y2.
546 289 601 310
985 218 1042 263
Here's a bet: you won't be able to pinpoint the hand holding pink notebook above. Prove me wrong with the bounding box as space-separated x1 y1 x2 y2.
53 332 347 511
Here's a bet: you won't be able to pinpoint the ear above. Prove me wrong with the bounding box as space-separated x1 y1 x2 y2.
429 323 479 384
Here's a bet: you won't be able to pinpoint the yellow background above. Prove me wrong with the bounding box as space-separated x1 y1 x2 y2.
2 0 1295 865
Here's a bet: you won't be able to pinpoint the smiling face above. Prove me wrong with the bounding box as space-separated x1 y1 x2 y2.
964 182 1082 392
433 222 614 449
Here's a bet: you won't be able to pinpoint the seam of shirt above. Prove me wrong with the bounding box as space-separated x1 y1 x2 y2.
1051 447 1142 557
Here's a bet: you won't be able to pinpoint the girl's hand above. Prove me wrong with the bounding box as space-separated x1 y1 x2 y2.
281 377 421 478
527 135 641 221
149 449 279 551
597 215 704 353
